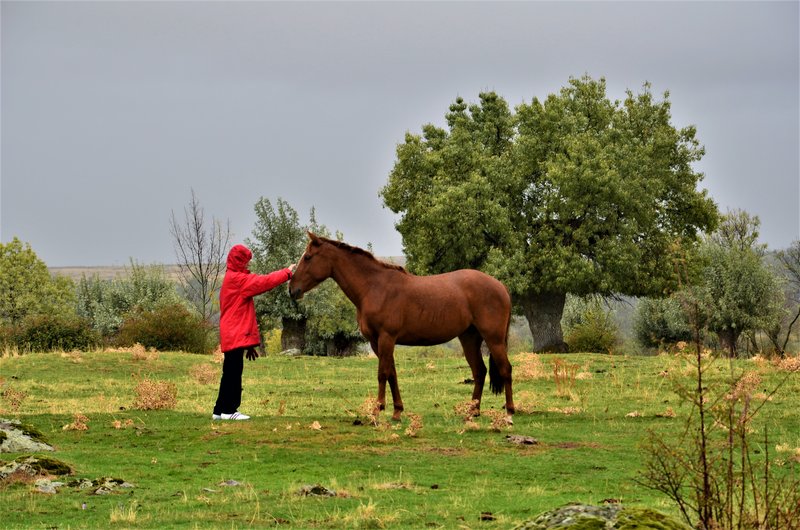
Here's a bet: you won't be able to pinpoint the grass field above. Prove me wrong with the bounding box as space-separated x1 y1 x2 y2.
1 347 798 529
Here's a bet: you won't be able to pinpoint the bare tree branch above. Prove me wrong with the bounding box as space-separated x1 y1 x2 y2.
169 189 231 322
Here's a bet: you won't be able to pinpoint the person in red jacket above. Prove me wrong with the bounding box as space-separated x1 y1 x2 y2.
213 244 296 420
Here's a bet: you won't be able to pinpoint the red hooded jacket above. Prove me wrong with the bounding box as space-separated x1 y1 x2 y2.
219 245 292 353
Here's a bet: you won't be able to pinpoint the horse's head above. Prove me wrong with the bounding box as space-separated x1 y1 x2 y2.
289 232 334 300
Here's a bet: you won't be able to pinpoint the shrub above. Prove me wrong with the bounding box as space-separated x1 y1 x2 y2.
13 314 99 353
563 299 619 353
116 303 213 354
76 261 184 338
634 297 693 348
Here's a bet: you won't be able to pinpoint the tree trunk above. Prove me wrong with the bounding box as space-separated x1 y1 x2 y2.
717 328 740 358
326 335 360 357
521 291 569 353
281 317 306 352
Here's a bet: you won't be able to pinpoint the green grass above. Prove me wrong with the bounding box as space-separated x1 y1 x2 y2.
1 348 798 529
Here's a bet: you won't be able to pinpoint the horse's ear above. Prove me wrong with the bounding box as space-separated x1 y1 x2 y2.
307 231 321 246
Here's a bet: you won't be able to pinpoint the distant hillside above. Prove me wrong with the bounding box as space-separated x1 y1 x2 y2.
49 257 406 281
49 265 182 281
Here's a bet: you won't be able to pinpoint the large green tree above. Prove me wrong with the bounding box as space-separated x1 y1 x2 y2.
699 210 784 357
247 198 364 356
381 76 718 351
0 237 75 325
247 197 309 350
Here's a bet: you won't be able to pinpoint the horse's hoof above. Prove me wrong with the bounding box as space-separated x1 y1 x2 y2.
505 415 514 426
391 412 402 422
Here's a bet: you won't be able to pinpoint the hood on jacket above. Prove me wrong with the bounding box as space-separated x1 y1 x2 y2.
227 245 253 273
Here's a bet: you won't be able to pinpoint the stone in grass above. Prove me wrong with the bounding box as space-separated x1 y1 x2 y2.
299 484 337 497
67 477 135 495
513 503 690 530
0 455 73 481
0 418 54 453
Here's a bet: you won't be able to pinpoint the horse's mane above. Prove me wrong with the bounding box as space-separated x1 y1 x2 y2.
318 236 407 274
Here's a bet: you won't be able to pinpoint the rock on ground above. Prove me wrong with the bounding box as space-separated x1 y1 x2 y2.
513 503 690 530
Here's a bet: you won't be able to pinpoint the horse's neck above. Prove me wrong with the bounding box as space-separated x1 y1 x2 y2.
329 251 386 307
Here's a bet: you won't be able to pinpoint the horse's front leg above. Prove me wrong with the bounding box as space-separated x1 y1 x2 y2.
376 335 403 421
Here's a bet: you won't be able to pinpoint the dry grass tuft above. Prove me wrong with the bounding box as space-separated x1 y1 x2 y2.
514 352 548 380
109 501 139 524
189 363 218 385
453 399 480 421
514 390 539 414
1 387 28 412
132 379 177 410
62 413 89 431
131 343 159 362
777 356 800 373
404 413 423 437
483 409 512 432
358 396 381 426
111 418 135 430
547 406 583 415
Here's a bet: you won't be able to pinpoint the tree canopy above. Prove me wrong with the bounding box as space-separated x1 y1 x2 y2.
247 198 364 356
381 76 719 351
0 237 75 325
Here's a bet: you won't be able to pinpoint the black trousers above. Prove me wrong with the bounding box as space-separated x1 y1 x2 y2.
213 348 245 415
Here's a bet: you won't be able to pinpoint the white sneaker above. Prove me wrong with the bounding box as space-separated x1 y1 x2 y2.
212 412 250 420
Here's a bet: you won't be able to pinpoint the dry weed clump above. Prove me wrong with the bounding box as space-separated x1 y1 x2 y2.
514 353 548 380
1 388 28 412
404 413 423 437
132 379 177 410
547 406 583 415
483 409 512 432
514 390 538 414
726 371 762 402
777 356 800 373
111 419 135 430
189 364 218 385
453 399 480 421
211 347 224 364
62 413 89 431
358 397 381 426
130 343 159 362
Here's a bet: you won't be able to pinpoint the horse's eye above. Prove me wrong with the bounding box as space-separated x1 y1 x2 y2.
304 254 312 261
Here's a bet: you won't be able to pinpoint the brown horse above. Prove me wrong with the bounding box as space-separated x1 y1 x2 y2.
289 232 514 422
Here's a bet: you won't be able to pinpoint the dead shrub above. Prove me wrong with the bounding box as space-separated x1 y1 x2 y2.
130 343 158 362
132 378 177 410
404 413 423 437
358 397 381 426
190 364 218 385
515 352 548 380
1 388 28 412
453 399 480 421
62 413 89 431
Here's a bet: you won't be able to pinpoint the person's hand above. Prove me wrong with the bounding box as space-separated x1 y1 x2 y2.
245 347 259 361
288 263 297 274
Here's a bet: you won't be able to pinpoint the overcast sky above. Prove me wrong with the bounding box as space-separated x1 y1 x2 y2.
1 1 798 267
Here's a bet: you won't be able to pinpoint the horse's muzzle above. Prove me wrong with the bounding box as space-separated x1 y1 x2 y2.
289 286 304 300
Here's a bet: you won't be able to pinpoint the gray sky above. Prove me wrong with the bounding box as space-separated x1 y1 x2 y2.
1 1 798 267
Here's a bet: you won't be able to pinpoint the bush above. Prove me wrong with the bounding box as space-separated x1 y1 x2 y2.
634 297 693 348
12 314 99 353
563 298 618 353
76 261 185 338
116 304 213 354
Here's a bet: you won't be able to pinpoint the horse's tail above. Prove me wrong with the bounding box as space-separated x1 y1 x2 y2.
489 356 503 395
488 314 512 396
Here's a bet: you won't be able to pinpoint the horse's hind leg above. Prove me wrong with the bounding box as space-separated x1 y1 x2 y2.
376 335 403 421
458 326 486 413
485 337 515 419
